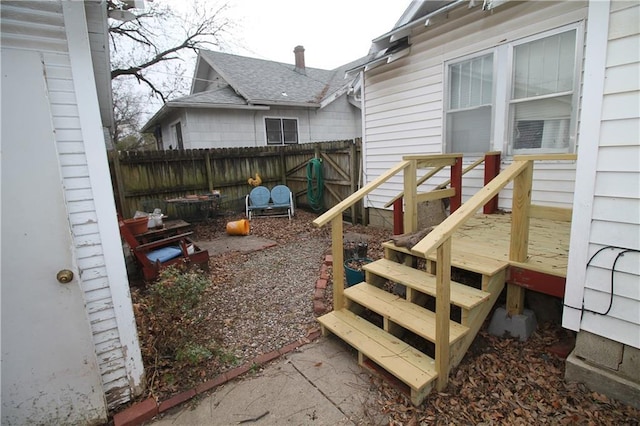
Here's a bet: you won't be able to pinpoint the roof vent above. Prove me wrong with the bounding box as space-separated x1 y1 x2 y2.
294 45 306 74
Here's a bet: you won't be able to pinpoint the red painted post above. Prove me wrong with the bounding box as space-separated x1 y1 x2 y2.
450 157 462 213
483 152 501 214
393 198 404 235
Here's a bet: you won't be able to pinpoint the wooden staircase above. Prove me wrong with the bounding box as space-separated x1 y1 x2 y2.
318 243 507 405
313 153 575 406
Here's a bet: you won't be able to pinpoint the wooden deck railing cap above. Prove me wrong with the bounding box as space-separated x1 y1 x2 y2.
411 160 530 256
312 159 411 228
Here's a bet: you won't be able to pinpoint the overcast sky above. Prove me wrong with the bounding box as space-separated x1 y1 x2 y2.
224 0 411 69
136 1 411 118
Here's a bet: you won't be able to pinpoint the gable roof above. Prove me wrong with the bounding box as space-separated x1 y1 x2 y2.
142 50 370 132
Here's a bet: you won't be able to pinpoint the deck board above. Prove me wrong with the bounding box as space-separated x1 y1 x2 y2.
454 214 570 277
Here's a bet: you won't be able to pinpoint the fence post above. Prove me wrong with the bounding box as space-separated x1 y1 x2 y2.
350 140 358 224
450 156 462 213
483 152 501 213
111 151 127 216
205 150 214 192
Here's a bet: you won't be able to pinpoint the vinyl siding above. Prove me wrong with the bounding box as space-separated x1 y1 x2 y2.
567 0 640 348
1 1 135 408
179 98 359 149
362 1 586 210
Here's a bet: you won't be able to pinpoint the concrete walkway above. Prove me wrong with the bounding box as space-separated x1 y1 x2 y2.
150 337 385 425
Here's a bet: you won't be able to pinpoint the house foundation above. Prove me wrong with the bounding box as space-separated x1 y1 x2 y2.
565 331 640 409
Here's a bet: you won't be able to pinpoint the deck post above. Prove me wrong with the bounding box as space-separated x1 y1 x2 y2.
393 198 404 235
450 156 462 213
507 161 533 316
435 237 452 391
483 152 501 214
331 216 345 310
403 159 418 233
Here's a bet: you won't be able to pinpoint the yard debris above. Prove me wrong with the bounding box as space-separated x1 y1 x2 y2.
129 210 640 424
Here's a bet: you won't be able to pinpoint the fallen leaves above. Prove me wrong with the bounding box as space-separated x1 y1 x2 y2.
372 323 640 425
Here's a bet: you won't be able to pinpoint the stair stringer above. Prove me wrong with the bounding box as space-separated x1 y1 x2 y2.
450 269 506 368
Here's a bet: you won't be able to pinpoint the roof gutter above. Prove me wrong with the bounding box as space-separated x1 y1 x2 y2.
249 99 321 108
371 0 468 51
140 102 271 133
345 0 469 77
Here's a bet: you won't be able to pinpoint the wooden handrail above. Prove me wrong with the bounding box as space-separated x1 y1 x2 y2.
314 152 576 393
411 160 530 256
435 151 501 190
384 165 445 208
313 160 411 228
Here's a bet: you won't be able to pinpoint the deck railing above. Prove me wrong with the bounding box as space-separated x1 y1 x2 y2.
312 152 576 392
384 152 501 234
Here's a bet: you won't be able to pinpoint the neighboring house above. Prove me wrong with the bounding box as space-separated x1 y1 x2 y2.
1 1 145 424
353 0 638 407
141 47 368 149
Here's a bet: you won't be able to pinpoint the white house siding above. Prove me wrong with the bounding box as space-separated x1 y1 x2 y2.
565 1 640 348
309 96 362 142
179 98 359 149
1 1 142 409
362 1 586 211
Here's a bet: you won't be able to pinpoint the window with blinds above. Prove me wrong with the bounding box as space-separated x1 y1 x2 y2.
443 25 580 155
265 118 299 145
446 53 494 153
510 30 577 152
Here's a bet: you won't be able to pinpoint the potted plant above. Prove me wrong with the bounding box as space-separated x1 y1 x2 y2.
344 257 372 287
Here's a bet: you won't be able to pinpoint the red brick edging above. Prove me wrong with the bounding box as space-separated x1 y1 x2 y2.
313 254 332 315
113 255 333 426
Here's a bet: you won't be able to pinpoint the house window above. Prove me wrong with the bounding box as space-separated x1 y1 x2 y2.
445 53 494 153
444 25 580 155
265 118 298 145
170 121 184 150
510 30 577 153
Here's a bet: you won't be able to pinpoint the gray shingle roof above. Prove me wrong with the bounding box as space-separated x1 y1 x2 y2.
198 50 369 105
141 50 371 132
168 85 246 106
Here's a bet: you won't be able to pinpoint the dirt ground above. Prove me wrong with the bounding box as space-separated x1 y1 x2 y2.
128 209 639 424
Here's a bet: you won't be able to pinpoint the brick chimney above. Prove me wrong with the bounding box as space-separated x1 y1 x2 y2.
294 45 306 74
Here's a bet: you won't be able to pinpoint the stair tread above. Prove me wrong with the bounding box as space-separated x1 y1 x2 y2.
318 309 437 390
364 258 490 309
382 241 508 276
345 283 469 344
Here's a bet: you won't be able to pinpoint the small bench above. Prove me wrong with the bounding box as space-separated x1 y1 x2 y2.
245 185 294 220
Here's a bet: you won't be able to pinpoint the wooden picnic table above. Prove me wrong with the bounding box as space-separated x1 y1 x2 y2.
165 194 222 221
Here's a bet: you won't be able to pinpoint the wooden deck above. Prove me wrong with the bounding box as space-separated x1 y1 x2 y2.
452 213 571 278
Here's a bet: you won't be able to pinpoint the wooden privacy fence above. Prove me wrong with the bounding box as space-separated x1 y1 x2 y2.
108 139 363 221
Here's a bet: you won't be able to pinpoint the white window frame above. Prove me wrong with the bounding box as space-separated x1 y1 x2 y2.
504 23 584 155
169 120 184 150
264 117 299 145
443 22 584 157
443 48 497 154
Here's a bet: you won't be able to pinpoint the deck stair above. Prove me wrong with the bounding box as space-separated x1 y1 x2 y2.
314 154 571 406
318 243 508 405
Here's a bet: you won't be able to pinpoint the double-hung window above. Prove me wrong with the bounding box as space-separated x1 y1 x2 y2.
446 53 494 154
510 30 577 153
265 118 298 145
445 25 580 155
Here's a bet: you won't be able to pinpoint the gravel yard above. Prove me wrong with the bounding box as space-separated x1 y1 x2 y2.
132 209 390 400
130 210 639 424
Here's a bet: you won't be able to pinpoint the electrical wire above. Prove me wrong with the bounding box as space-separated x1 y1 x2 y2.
564 245 640 316
306 158 324 211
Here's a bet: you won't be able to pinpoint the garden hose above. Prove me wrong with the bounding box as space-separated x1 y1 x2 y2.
306 158 324 211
